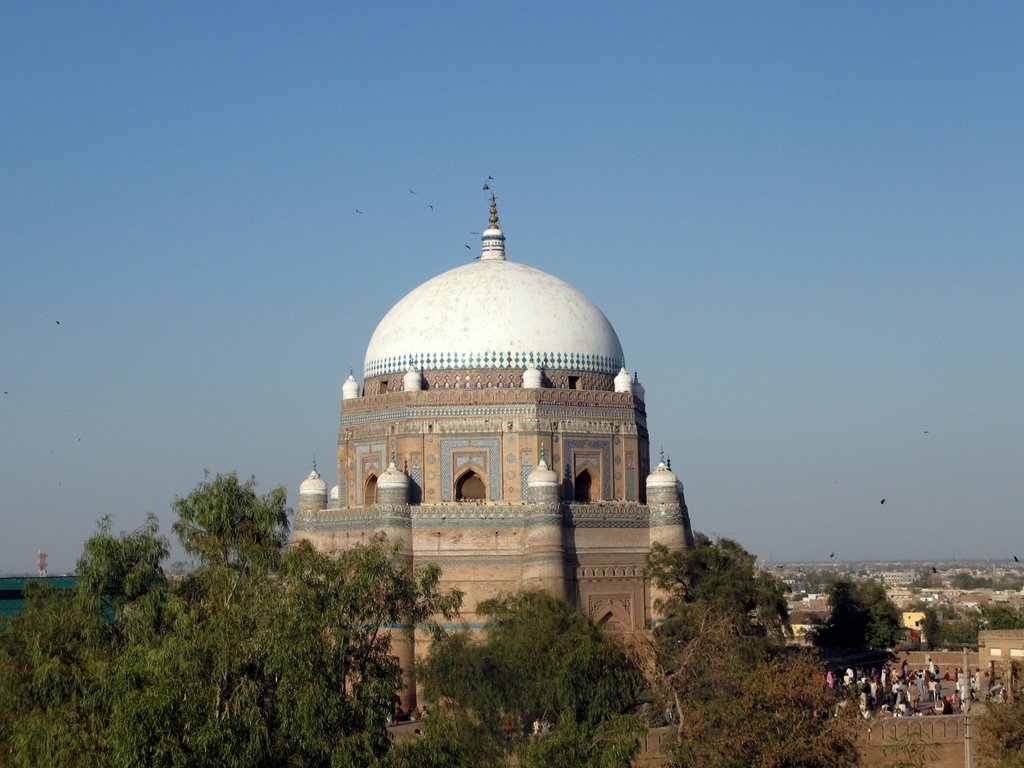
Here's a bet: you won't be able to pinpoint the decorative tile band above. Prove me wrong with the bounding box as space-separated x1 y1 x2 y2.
294 502 686 531
365 349 624 378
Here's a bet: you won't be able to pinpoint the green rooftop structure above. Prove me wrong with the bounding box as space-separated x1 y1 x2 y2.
0 576 78 621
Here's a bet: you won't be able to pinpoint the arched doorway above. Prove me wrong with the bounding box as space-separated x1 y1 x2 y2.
455 470 485 501
364 474 378 506
574 469 592 502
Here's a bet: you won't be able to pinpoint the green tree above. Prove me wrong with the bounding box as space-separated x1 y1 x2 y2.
981 603 1024 630
0 514 170 767
976 696 1024 767
813 578 902 649
646 533 791 648
921 606 945 649
414 591 644 768
0 472 462 768
642 534 856 768
951 572 994 590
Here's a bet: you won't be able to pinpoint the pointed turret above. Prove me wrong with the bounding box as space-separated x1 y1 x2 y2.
298 459 328 520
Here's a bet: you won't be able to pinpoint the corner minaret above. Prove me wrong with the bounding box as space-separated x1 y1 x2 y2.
480 194 506 261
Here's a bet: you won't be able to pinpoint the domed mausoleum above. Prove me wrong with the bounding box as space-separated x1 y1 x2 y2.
294 197 694 706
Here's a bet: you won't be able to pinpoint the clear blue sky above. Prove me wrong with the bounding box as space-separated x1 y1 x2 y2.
2 2 1022 572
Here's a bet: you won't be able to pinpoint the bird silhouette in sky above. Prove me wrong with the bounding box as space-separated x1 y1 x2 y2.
880 498 886 505
355 208 363 214
470 231 479 235
932 567 938 574
428 205 434 211
55 320 60 325
1015 555 1020 563
482 182 490 191
409 188 417 195
464 244 471 249
830 552 835 559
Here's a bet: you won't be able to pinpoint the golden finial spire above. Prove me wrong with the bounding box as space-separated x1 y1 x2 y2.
489 194 499 228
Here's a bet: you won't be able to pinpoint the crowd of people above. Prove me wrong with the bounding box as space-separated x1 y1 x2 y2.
826 657 998 718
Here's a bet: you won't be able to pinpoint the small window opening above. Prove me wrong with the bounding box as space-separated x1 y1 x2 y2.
568 376 580 390
574 469 592 503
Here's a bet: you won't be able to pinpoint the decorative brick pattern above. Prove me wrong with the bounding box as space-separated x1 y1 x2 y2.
365 350 623 378
439 437 501 501
561 438 612 499
409 467 423 504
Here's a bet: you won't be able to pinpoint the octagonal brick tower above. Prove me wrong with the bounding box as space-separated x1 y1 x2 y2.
293 196 693 708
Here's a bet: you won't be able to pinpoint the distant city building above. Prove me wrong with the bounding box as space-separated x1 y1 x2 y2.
878 570 914 588
292 198 694 707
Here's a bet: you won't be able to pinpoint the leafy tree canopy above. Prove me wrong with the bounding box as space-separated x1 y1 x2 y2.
977 696 1024 768
0 472 461 768
812 578 903 650
646 533 791 650
409 591 644 768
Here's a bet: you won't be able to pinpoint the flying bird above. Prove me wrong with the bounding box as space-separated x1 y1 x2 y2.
482 182 490 191
829 552 835 559
355 208 363 214
931 567 938 574
880 498 886 505
428 205 434 211
409 188 417 195
55 320 60 325
465 244 471 249
470 231 479 235
1014 555 1020 563
487 175 493 180
923 430 930 434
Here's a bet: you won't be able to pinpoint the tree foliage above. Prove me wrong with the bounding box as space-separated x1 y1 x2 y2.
412 591 644 768
977 696 1024 768
812 578 902 649
982 603 1024 630
646 533 791 649
0 472 461 768
643 533 857 768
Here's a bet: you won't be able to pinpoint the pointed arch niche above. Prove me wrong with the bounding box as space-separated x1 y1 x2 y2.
364 474 379 506
574 468 593 502
455 470 486 501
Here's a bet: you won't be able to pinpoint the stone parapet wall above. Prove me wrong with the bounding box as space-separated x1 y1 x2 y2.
894 650 980 671
341 385 641 418
859 716 971 768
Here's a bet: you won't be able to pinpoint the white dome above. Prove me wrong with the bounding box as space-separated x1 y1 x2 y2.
522 361 542 389
364 259 624 378
378 459 409 489
342 374 360 400
527 458 559 487
614 367 633 394
403 368 423 392
300 469 328 496
646 461 678 489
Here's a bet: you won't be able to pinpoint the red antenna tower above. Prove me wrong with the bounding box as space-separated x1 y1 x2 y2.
37 549 48 577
